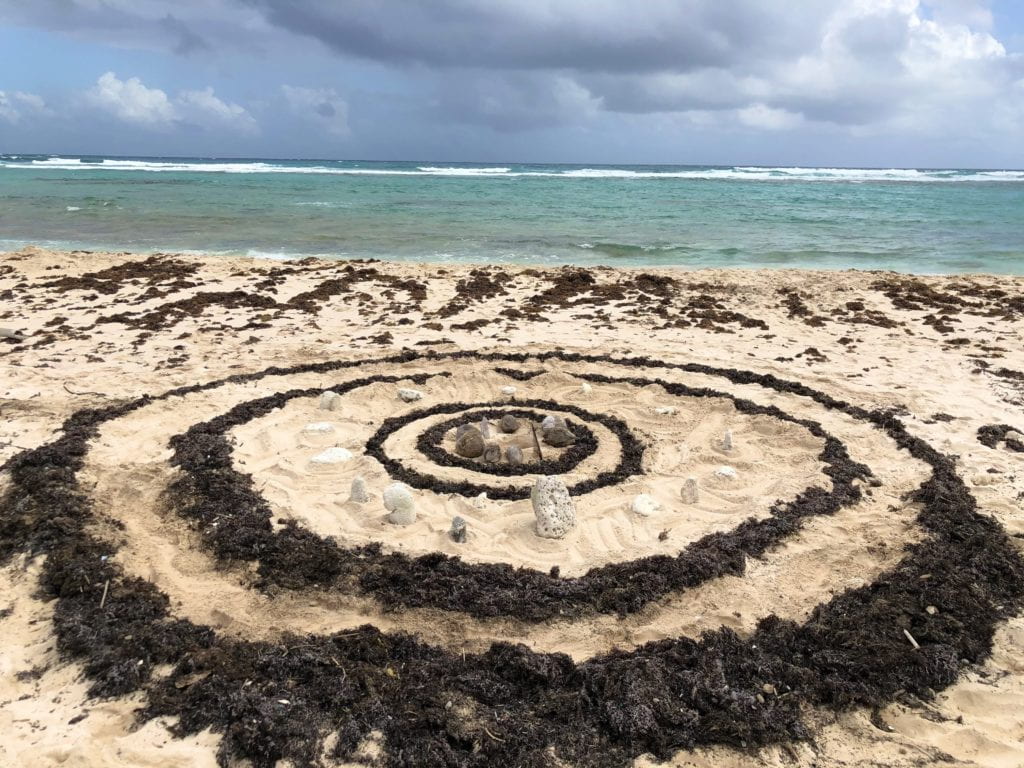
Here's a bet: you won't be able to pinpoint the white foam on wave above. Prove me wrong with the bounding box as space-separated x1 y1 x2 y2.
65 206 81 212
416 166 511 174
2 157 1021 183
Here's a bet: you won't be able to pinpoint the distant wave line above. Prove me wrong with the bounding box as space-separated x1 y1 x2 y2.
2 157 1023 182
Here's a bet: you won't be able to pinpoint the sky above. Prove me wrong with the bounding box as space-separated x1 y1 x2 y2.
0 0 1022 167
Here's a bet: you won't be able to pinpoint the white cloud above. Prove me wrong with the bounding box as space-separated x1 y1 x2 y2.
178 86 259 133
737 104 804 131
87 71 177 125
84 72 258 134
282 85 349 135
0 90 49 123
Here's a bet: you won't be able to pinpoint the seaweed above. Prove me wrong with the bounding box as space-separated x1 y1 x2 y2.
1 349 1022 768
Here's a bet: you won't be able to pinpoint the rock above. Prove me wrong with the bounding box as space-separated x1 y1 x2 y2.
348 476 369 503
482 442 502 463
455 424 475 439
397 388 423 402
681 477 699 503
762 683 776 695
925 605 938 615
506 445 524 465
500 414 520 433
383 482 415 525
654 406 677 415
450 516 467 543
479 418 492 438
715 466 737 479
630 494 659 517
302 422 335 434
1006 430 1024 442
310 447 353 464
721 429 733 452
580 382 593 394
0 327 26 341
319 391 341 411
472 492 488 509
541 414 566 432
531 476 576 539
500 385 517 397
455 427 485 458
543 426 575 448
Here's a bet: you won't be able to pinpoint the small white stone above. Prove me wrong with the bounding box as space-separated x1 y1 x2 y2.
681 477 699 504
479 418 492 438
630 494 659 517
310 447 353 464
472 492 488 509
580 382 593 394
532 476 576 539
714 466 737 479
654 406 677 416
383 482 415 525
398 388 424 402
348 476 369 503
721 429 733 452
319 391 341 411
302 422 335 434
500 385 517 397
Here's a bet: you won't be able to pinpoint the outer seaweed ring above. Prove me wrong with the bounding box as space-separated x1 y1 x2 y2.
2 348 1021 768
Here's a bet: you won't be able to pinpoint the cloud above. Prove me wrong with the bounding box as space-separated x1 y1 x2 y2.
282 85 349 135
178 86 259 133
0 90 48 123
84 72 258 134
2 0 1022 152
87 72 177 125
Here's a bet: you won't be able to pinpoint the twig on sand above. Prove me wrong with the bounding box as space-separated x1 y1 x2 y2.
482 727 505 742
903 628 920 650
530 422 543 461
99 579 110 609
63 382 106 397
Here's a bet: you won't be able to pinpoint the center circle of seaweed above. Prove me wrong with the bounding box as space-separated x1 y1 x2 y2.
414 404 599 477
1 348 1022 768
367 399 637 495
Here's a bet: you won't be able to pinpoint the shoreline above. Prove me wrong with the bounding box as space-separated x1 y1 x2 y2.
3 243 1022 278
2 246 1023 768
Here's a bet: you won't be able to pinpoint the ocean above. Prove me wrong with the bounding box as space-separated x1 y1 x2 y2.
2 155 1023 273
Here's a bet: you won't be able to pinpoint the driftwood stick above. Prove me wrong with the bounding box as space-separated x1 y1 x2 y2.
99 579 110 609
903 628 920 650
63 382 105 399
530 422 544 462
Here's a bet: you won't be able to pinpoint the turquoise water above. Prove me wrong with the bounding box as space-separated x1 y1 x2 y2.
1 155 1023 273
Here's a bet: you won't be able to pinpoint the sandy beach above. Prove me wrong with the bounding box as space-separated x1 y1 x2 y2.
2 246 1023 768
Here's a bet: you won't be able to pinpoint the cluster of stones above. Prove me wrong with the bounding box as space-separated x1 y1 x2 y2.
453 411 576 465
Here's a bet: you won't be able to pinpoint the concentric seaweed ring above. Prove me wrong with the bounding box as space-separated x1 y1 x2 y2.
2 349 1023 768
167 375 863 619
382 399 638 491
412 404 601 479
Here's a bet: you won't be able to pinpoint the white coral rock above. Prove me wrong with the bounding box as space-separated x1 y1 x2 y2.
310 447 353 464
383 482 416 525
531 476 576 539
630 494 659 517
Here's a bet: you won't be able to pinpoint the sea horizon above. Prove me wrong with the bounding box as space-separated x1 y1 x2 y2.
3 153 1023 275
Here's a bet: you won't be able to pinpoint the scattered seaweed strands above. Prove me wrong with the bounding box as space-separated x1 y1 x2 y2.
977 424 1024 453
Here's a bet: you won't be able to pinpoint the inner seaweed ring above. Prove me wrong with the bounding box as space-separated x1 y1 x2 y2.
369 399 643 499
415 403 598 476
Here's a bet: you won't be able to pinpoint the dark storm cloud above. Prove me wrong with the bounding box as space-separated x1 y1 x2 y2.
244 0 831 74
